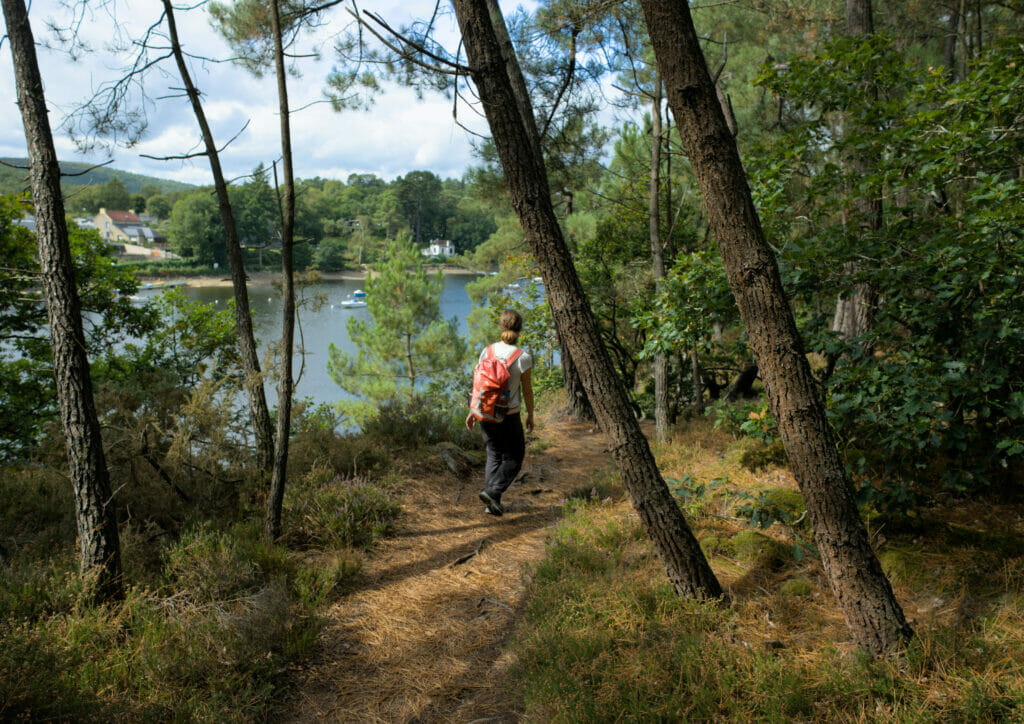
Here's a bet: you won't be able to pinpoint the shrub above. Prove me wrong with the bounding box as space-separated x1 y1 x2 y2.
283 465 401 549
360 395 479 450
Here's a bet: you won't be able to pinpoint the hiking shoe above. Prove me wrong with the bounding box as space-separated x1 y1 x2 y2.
479 490 504 516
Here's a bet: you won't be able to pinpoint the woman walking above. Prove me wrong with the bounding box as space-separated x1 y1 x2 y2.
465 310 534 516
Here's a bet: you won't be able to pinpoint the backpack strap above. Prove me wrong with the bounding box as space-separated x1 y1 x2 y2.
505 347 523 368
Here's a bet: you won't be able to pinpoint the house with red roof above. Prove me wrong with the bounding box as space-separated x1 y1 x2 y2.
94 207 166 246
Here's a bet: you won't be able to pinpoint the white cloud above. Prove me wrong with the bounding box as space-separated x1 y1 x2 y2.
1 0 493 187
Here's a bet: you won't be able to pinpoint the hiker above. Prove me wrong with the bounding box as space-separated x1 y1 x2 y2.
465 309 534 516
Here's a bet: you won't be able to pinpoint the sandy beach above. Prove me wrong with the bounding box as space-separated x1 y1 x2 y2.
143 266 484 288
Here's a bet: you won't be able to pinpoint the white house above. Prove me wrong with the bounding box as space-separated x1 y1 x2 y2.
422 239 455 258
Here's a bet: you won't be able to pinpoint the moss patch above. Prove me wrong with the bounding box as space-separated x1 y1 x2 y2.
730 530 792 566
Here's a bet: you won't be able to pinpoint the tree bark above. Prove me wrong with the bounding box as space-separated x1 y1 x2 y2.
649 79 670 441
691 349 704 414
265 0 297 542
832 0 880 347
638 0 912 656
453 0 721 599
560 342 595 422
3 0 122 601
161 0 274 472
944 4 960 76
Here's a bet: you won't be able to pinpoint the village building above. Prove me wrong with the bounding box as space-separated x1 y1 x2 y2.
421 239 455 258
94 208 167 246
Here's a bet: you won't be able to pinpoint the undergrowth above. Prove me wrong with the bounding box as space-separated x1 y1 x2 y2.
0 404 411 721
513 418 1024 722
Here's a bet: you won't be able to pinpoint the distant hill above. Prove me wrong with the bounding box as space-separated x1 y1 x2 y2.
0 158 195 196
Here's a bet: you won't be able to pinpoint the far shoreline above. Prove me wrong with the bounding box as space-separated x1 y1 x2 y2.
138 265 485 288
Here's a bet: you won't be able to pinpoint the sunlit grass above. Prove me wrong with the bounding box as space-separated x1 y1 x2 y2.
512 416 1024 722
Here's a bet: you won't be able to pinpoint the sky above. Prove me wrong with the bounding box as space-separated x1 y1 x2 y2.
0 1 501 186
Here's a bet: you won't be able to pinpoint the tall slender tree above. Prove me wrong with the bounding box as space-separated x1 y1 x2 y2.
209 0 306 540
452 0 721 599
160 0 275 471
638 0 913 655
831 0 881 345
648 78 670 440
264 0 298 542
484 0 595 424
2 0 123 601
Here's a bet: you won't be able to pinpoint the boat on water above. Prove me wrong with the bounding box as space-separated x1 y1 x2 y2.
139 280 186 290
339 289 368 308
502 276 545 296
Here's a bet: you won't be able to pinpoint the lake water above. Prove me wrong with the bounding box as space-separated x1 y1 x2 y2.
134 274 480 406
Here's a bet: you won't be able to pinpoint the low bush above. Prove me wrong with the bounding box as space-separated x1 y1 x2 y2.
0 516 356 721
282 464 402 549
360 395 480 450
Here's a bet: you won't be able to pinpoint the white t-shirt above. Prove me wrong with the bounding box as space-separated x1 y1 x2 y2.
479 342 533 414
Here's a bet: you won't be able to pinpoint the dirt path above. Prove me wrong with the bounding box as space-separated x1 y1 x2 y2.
280 417 614 723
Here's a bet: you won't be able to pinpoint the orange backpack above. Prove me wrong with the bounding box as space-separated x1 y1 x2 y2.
469 345 523 423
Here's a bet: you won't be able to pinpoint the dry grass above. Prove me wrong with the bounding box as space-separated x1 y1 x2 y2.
278 415 616 723
277 412 1024 722
511 416 1024 722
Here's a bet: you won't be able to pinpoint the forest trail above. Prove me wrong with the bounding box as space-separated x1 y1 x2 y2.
280 415 615 723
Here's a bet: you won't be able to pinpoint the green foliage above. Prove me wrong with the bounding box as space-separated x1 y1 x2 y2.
395 170 446 244
312 236 350 271
635 250 737 359
327 236 469 423
229 166 278 248
105 287 240 390
144 194 171 220
752 34 1024 512
360 395 479 450
0 204 156 457
167 190 227 266
666 473 728 518
282 465 401 549
446 203 497 255
209 0 322 75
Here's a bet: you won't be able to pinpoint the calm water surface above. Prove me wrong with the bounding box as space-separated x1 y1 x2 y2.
135 275 478 406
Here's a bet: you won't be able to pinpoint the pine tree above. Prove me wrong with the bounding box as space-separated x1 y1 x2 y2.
328 235 468 421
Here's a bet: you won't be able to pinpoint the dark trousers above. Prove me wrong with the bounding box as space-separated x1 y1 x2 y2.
480 412 525 502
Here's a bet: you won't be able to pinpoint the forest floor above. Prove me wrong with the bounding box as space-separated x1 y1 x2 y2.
277 410 1024 722
278 413 614 723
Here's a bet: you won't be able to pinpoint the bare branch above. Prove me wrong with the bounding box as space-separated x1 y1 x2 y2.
713 32 728 85
139 150 209 161
362 9 471 73
61 159 116 177
344 8 466 77
291 97 333 113
539 27 579 141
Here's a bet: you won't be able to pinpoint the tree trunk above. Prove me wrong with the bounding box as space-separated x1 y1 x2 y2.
453 0 721 600
832 0 880 347
560 342 595 422
944 4 959 76
3 0 122 601
724 362 758 402
265 0 297 542
649 80 670 442
162 0 274 472
638 0 912 656
691 349 704 414
484 0 594 423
